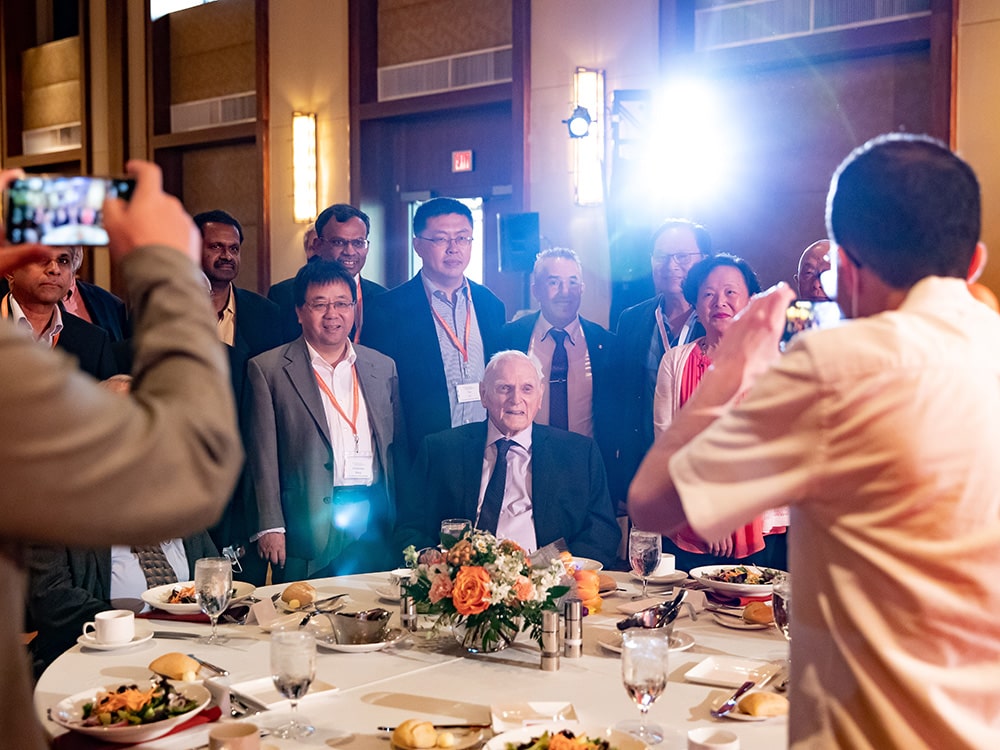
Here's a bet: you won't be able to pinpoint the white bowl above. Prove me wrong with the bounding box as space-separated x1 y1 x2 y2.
688 565 784 597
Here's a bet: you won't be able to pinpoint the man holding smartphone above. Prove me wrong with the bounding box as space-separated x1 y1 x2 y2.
0 161 242 749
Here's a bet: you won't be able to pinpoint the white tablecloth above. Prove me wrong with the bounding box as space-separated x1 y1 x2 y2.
34 571 789 749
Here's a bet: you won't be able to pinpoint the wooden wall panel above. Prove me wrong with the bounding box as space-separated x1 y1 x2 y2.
378 0 511 66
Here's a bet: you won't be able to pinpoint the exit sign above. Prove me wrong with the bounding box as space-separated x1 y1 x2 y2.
452 150 474 173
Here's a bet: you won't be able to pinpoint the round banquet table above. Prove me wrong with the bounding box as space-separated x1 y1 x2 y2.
34 571 790 749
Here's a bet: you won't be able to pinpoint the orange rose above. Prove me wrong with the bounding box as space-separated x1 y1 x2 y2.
452 566 492 615
513 575 534 602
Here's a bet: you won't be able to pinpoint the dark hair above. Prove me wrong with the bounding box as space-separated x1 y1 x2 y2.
650 218 712 255
827 133 981 288
315 204 371 237
682 253 761 307
193 210 243 243
293 259 357 307
413 198 472 236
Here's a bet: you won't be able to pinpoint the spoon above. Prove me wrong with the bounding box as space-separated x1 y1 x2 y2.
710 680 756 718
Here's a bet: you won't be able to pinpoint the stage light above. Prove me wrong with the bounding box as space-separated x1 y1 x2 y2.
565 106 592 138
292 112 318 223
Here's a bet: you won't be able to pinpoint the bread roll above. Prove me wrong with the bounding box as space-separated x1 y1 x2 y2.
149 652 200 681
392 719 438 748
743 601 774 624
737 691 789 717
281 581 317 608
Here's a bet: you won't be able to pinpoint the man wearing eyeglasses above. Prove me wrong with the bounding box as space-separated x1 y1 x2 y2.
269 205 388 343
794 239 832 302
614 219 710 509
246 260 404 579
363 197 506 457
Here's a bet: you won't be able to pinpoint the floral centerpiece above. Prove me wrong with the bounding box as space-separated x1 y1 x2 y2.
402 531 570 653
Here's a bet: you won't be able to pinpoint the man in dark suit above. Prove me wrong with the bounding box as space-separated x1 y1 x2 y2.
615 219 710 497
269 205 388 342
246 260 405 580
363 198 506 456
25 532 218 677
498 248 619 502
194 210 283 583
397 350 620 568
63 246 130 342
3 246 117 379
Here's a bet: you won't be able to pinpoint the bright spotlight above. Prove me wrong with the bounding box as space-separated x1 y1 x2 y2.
564 106 592 138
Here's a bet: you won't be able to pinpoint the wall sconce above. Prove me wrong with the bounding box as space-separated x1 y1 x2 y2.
571 67 604 205
292 112 317 223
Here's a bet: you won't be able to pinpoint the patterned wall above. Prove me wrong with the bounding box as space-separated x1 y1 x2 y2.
378 0 512 67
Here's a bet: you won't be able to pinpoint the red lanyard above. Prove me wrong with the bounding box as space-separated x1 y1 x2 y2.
313 365 360 448
430 285 471 362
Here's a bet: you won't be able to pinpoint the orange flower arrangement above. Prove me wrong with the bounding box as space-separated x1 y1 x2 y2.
452 566 492 615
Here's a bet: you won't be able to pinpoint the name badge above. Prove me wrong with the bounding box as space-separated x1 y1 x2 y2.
344 453 374 482
456 382 480 403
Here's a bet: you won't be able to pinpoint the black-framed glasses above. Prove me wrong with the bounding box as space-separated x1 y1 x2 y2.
651 251 704 267
318 237 369 251
305 300 355 313
417 235 474 250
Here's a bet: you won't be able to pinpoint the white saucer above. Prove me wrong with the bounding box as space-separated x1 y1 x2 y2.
316 627 408 652
373 585 401 602
596 628 694 654
77 622 154 651
711 612 771 630
635 569 689 586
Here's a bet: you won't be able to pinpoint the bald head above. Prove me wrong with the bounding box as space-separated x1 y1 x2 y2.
796 240 831 301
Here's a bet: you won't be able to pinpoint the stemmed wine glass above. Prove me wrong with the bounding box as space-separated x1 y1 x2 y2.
772 572 791 689
629 528 661 599
618 629 670 744
270 629 316 739
194 557 232 645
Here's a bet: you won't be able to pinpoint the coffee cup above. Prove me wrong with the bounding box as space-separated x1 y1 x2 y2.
209 721 260 750
687 727 740 750
81 609 135 645
653 553 676 576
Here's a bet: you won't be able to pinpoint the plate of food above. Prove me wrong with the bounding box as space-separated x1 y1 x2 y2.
49 678 210 744
316 627 409 653
484 723 648 750
715 691 789 722
688 565 783 597
141 581 255 615
596 629 694 654
390 719 487 750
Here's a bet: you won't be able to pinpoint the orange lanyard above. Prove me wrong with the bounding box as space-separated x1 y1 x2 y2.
430 285 471 362
352 281 364 344
313 364 360 450
1 295 60 347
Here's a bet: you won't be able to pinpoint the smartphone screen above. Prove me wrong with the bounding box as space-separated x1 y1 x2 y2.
4 175 135 246
780 300 842 351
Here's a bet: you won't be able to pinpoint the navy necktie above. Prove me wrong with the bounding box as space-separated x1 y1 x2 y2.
478 439 513 534
549 328 569 430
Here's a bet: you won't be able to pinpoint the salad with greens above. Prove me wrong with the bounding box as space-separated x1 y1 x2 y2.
506 730 616 750
76 677 200 727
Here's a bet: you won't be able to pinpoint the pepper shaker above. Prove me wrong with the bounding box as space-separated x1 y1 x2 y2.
564 598 583 658
540 609 560 671
399 577 418 632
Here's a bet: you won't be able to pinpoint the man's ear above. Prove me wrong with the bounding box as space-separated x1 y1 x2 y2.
968 242 988 283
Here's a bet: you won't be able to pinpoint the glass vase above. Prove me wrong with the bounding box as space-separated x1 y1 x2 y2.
452 617 518 653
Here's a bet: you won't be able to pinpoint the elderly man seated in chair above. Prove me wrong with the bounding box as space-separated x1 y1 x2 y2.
396 350 619 567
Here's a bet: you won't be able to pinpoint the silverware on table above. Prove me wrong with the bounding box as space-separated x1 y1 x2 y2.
152 631 201 640
710 679 756 718
186 653 229 676
377 724 492 732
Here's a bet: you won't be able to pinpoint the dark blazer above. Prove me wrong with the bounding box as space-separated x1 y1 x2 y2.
57 309 119 379
615 296 704 494
74 279 130 342
362 272 507 455
26 532 218 677
269 275 388 344
396 421 620 568
244 338 406 579
498 312 623 504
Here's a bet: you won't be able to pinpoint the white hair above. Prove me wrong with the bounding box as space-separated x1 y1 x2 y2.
484 350 545 388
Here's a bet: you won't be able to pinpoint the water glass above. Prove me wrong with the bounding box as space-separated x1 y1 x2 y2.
440 518 472 548
772 572 791 643
629 528 661 598
618 629 670 744
195 557 232 645
270 630 316 739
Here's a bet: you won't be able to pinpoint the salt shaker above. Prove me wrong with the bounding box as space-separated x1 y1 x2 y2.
540 609 560 671
564 598 582 658
399 577 418 632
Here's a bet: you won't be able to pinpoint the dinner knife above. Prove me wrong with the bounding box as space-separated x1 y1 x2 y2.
152 630 201 640
377 724 492 732
186 653 229 676
710 680 756 718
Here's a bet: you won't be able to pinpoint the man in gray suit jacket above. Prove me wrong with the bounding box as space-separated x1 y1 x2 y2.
245 260 405 581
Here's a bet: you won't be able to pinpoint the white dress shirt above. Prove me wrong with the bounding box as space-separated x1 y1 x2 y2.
109 539 188 611
527 314 594 436
476 421 536 552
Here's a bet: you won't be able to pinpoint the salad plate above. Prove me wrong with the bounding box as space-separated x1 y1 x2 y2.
484 723 647 750
392 725 486 750
49 680 210 744
683 655 781 688
316 627 408 653
565 557 603 572
77 622 154 650
711 612 771 630
688 565 783 597
142 580 255 615
596 629 694 654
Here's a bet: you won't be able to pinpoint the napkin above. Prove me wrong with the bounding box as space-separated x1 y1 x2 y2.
704 590 772 607
616 589 707 618
52 706 221 750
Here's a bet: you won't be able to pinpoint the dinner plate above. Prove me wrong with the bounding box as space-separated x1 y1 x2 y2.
490 702 578 732
277 588 346 612
141 580 256 615
316 627 409 652
683 655 781 688
77 622 154 650
258 612 334 637
566 557 603 572
711 612 771 630
230 676 338 711
392 725 486 750
484 723 648 750
688 565 784 597
596 629 694 654
49 681 210 744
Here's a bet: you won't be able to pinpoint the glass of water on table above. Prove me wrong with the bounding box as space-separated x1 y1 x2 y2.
194 557 232 645
629 528 661 599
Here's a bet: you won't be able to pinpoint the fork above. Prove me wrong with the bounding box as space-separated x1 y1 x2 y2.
710 680 756 718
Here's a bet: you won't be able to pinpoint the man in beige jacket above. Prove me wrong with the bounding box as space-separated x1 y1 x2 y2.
0 160 243 748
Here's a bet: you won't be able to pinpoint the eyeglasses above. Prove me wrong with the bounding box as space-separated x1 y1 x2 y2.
652 252 704 267
417 235 474 250
318 237 369 251
305 300 355 313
